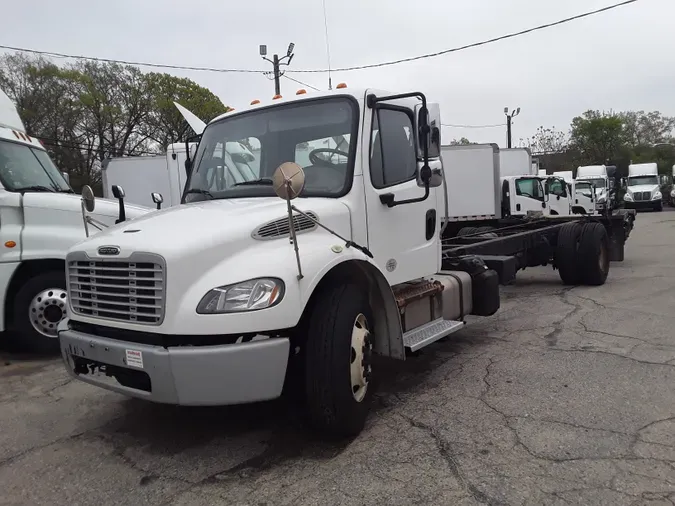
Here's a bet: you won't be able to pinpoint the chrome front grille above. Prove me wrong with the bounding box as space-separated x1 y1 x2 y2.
634 191 651 201
68 254 166 325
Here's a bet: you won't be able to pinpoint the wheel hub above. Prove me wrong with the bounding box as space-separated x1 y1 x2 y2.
350 313 372 402
29 288 67 338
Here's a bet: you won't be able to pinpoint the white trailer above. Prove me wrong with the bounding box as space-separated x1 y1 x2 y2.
624 162 662 211
59 86 632 439
499 148 534 177
102 143 190 209
0 88 151 352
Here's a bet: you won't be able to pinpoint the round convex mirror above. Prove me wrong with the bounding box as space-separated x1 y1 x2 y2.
272 162 305 200
81 185 95 213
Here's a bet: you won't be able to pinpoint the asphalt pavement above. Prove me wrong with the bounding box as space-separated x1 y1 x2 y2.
1 209 675 506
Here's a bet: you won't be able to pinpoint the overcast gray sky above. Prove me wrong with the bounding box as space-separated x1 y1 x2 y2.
2 0 673 146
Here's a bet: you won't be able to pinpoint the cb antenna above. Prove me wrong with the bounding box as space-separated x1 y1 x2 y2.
322 0 333 90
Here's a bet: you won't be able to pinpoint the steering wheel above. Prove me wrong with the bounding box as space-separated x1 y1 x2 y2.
309 148 349 167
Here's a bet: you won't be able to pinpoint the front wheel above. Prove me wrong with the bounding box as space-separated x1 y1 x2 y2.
10 271 67 353
304 283 374 438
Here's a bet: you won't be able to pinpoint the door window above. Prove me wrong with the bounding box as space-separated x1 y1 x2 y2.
515 178 544 201
547 178 567 197
370 109 417 188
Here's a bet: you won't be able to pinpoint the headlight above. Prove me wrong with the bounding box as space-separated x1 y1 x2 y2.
653 191 662 200
670 190 675 198
197 278 285 314
597 196 606 203
624 193 633 201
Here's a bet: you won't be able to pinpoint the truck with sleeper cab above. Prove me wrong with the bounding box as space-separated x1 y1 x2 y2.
58 86 633 438
0 88 151 352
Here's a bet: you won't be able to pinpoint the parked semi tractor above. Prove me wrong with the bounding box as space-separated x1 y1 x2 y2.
0 88 151 352
59 86 633 438
624 163 662 211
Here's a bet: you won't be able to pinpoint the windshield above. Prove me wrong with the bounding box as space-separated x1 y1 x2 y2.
184 97 357 203
628 175 658 186
578 177 605 189
575 182 593 196
0 140 71 192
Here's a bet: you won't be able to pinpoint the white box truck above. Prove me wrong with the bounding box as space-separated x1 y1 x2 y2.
58 86 633 438
499 147 534 177
0 88 151 352
624 162 662 211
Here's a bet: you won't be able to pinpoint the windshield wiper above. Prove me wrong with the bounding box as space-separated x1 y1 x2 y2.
14 185 56 193
59 188 75 194
184 188 215 199
233 178 274 187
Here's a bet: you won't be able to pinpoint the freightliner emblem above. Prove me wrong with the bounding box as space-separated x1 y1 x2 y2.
98 246 120 256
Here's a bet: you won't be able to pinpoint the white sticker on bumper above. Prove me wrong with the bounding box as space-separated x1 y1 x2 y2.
125 349 144 369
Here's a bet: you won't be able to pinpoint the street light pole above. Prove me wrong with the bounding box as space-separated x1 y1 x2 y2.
260 43 295 95
504 107 520 149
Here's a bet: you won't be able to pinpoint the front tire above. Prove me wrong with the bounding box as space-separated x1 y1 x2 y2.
10 271 66 353
304 283 374 438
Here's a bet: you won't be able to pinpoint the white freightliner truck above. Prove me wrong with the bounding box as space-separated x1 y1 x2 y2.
624 162 662 211
0 88 151 352
58 86 633 437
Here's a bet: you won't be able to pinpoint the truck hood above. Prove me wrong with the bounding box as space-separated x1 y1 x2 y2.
22 192 150 220
70 197 352 262
626 184 660 195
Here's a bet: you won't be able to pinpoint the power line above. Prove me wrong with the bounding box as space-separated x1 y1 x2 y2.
295 0 639 72
442 123 505 129
0 44 267 74
0 0 640 75
282 74 321 91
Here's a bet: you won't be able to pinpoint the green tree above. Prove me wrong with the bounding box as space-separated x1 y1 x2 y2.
570 110 625 165
449 137 473 145
144 73 230 148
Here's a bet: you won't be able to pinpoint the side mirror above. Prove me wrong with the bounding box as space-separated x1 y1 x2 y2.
61 171 70 185
81 185 95 213
184 158 193 176
111 185 126 224
415 102 441 160
151 192 164 210
80 185 96 237
417 166 443 188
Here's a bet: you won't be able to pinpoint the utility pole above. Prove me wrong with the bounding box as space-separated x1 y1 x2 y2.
504 107 520 149
260 43 295 95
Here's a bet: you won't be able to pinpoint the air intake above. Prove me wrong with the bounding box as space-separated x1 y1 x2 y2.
252 212 319 240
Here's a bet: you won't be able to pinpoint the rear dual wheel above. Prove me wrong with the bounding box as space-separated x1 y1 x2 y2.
555 222 609 286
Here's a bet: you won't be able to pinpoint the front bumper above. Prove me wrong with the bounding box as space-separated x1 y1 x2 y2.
624 200 660 210
59 327 290 405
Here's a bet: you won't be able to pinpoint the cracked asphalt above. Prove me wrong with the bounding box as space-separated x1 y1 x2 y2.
2 210 675 506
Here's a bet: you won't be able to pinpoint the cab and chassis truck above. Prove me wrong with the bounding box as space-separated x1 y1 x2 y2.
58 87 632 438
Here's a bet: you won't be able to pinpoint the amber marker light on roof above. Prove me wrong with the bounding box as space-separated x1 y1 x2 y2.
296 89 307 95
336 83 347 89
273 94 282 100
250 99 260 105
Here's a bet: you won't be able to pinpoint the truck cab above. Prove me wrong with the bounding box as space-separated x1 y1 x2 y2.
576 165 612 211
624 163 662 211
502 174 571 216
553 170 596 215
0 88 151 352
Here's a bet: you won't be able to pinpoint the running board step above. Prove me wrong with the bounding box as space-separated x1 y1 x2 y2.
403 319 465 352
